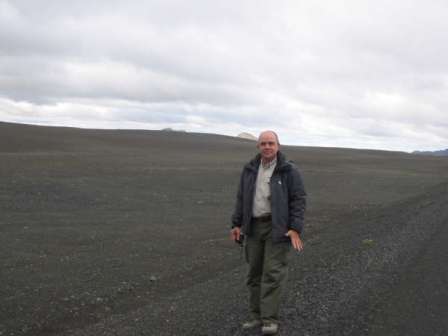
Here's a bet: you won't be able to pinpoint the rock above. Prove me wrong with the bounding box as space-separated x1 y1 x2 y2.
362 239 375 246
237 132 257 141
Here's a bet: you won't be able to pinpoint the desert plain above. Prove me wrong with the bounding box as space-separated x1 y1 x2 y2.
1 121 448 336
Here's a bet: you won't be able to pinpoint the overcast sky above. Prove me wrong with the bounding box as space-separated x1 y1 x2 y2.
1 0 447 152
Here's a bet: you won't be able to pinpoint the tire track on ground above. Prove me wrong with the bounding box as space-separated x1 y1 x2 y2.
64 183 448 336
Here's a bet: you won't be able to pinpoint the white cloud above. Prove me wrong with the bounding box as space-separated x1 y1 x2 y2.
1 0 448 152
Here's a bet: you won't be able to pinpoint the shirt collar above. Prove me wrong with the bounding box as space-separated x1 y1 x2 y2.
261 157 277 169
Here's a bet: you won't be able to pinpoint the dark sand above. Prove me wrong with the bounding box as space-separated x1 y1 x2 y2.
1 121 447 335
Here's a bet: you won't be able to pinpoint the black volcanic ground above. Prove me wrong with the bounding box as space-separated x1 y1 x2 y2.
1 121 448 336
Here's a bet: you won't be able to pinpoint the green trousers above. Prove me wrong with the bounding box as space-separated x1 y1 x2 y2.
245 220 290 323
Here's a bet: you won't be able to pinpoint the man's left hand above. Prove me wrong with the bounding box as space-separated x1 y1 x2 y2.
286 230 304 251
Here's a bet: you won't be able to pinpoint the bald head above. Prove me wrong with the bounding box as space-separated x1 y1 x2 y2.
257 130 280 163
258 130 280 145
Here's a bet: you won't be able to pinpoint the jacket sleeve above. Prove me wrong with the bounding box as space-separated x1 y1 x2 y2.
287 165 307 234
231 169 245 228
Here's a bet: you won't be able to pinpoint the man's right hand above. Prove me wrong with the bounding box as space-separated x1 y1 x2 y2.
230 227 241 242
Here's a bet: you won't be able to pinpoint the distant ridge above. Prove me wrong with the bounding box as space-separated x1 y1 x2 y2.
413 149 448 156
161 127 186 132
237 132 257 141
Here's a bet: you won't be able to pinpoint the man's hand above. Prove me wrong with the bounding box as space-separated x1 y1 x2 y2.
286 230 303 251
230 227 241 242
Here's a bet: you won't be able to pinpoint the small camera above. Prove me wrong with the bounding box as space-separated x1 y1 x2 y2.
235 233 245 246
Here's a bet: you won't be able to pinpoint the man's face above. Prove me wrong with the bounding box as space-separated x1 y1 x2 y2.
257 132 279 162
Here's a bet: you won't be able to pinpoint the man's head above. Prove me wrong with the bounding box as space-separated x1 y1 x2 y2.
257 130 280 163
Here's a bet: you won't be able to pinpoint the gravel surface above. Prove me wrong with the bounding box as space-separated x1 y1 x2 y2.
1 122 448 336
64 183 448 336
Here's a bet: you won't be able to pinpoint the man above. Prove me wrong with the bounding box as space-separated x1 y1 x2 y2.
231 130 306 335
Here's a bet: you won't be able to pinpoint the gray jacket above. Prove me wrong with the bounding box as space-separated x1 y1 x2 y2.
231 151 306 243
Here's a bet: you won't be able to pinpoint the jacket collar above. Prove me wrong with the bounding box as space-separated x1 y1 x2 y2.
245 151 290 172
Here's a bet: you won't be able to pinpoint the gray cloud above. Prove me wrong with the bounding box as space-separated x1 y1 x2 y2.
1 0 447 151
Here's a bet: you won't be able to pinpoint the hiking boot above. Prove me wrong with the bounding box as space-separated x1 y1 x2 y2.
242 319 262 330
262 322 279 335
